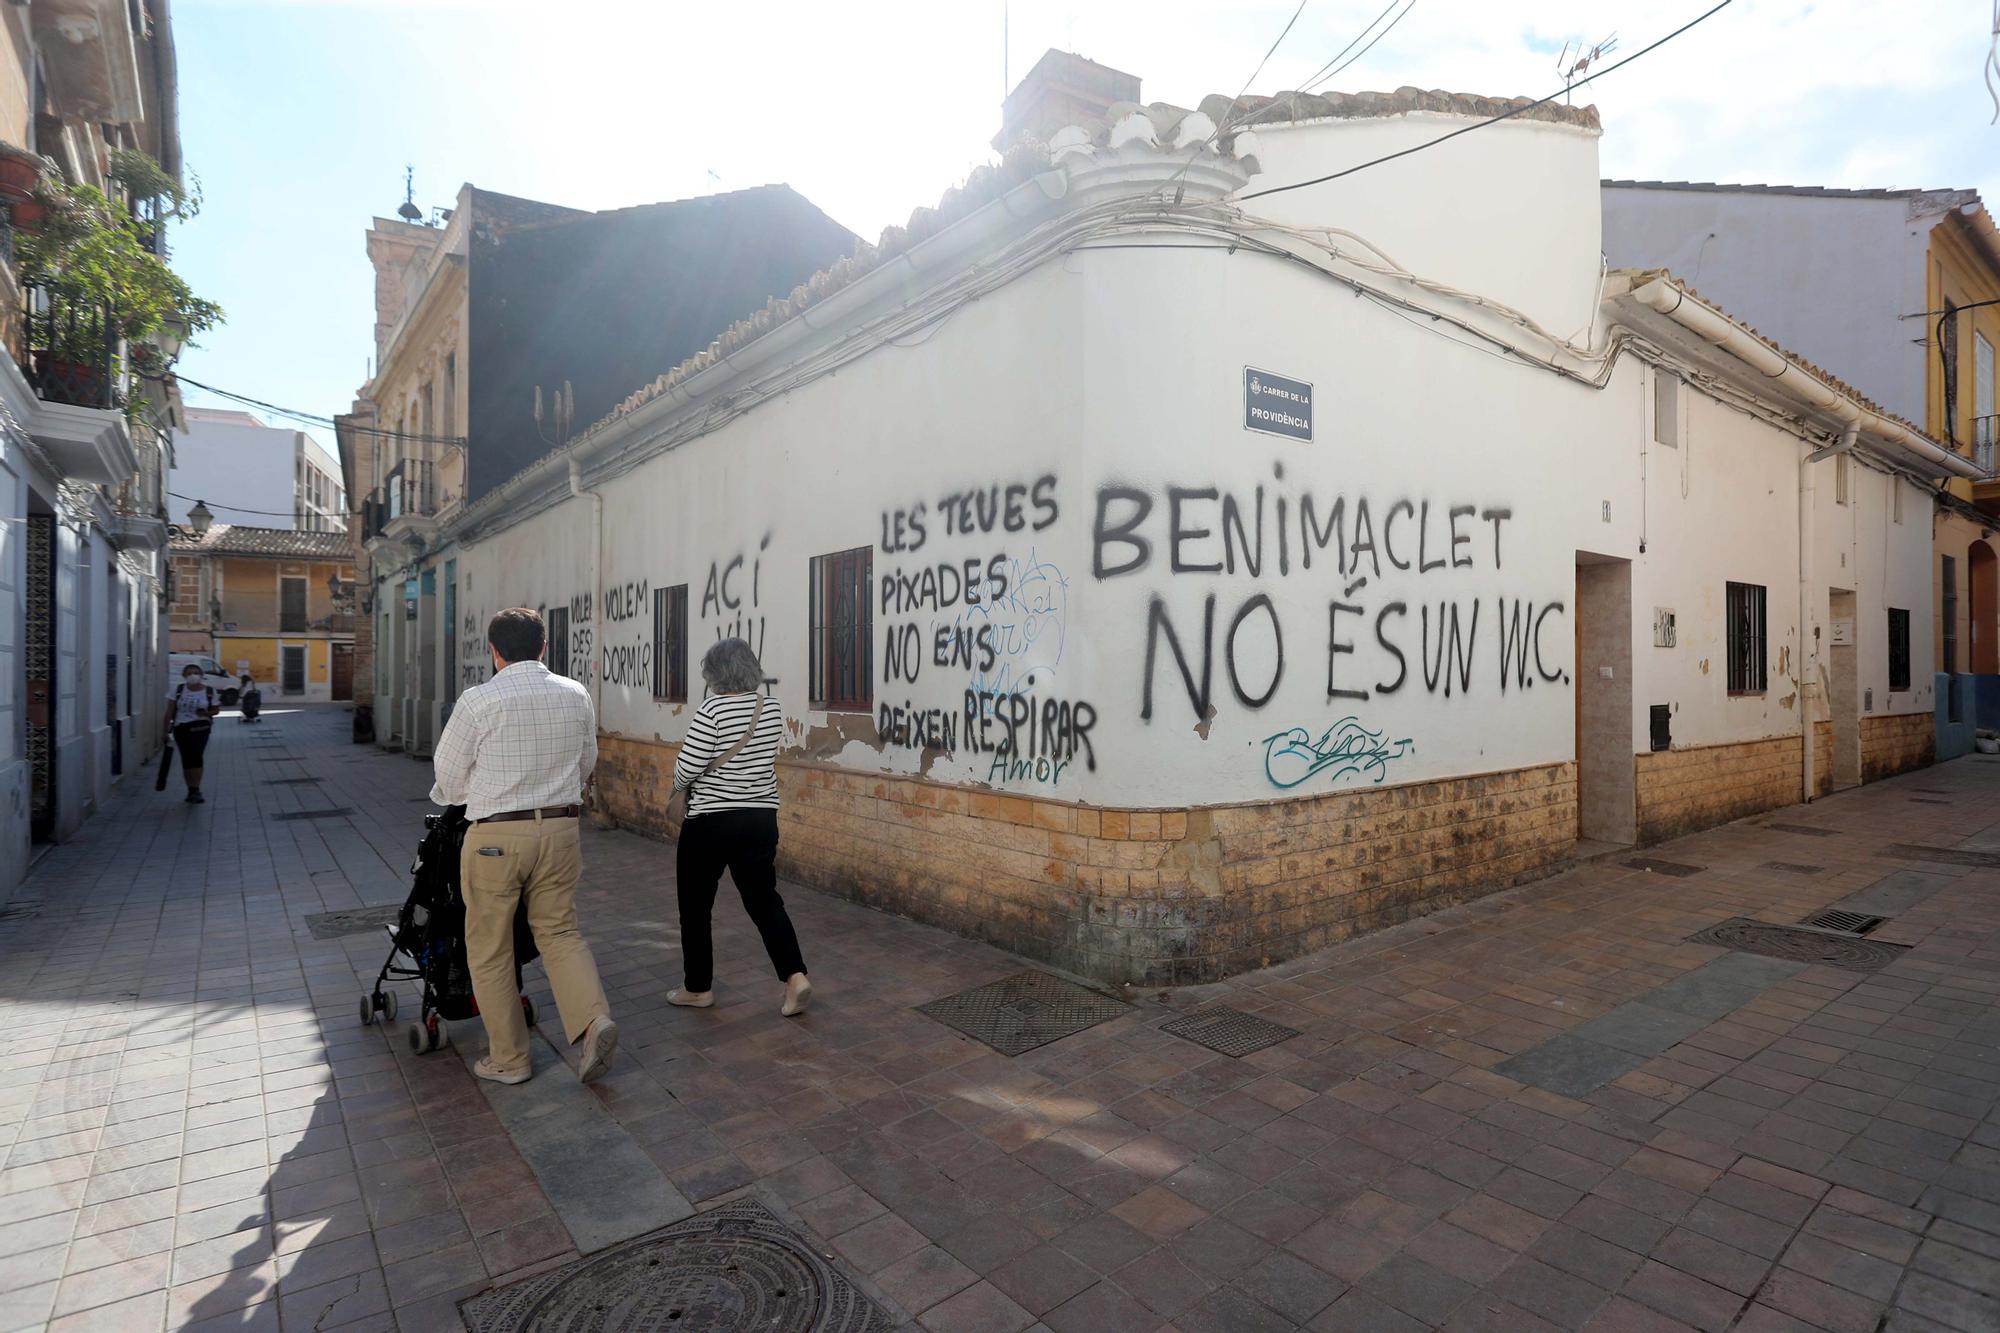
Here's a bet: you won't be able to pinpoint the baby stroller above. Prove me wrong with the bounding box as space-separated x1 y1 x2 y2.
360 806 541 1053
238 680 261 723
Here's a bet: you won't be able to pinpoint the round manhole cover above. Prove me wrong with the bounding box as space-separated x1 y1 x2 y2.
462 1200 889 1332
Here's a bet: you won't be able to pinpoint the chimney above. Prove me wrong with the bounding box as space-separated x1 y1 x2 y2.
994 49 1141 151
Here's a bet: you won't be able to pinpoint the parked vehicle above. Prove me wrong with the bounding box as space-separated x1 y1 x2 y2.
168 653 238 705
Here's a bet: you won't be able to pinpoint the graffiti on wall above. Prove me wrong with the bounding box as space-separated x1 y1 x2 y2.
1089 465 1566 739
702 535 769 656
876 475 1095 785
1261 718 1415 788
459 609 487 689
600 578 651 689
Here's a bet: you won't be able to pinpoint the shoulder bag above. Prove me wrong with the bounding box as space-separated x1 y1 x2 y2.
669 693 769 822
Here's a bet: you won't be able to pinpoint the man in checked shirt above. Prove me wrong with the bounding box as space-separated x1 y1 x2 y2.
431 607 618 1085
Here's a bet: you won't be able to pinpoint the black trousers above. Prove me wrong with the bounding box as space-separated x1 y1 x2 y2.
173 722 211 770
675 807 805 992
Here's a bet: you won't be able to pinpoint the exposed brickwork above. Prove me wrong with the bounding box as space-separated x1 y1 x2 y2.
1862 710 1935 782
1635 735 1802 844
596 735 1575 985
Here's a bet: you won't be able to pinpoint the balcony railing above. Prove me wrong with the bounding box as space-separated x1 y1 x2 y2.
23 282 119 410
384 458 437 523
1976 416 1998 480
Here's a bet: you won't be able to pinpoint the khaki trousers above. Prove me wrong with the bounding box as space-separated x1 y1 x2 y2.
461 814 611 1075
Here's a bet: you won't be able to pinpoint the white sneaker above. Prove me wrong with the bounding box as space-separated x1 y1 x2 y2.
576 1016 618 1084
781 974 812 1017
474 1057 530 1086
668 989 713 1008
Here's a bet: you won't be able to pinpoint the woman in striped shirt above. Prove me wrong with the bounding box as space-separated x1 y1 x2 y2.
668 637 811 1016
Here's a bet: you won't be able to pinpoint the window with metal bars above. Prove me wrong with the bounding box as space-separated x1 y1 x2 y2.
1887 608 1910 692
1943 555 1958 674
809 547 872 712
652 584 688 702
1726 582 1766 694
546 605 570 678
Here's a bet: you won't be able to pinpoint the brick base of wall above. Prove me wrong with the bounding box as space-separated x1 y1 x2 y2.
594 735 1577 985
1635 736 1803 845
1862 712 1935 783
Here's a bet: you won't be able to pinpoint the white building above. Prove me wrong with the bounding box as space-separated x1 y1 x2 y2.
379 57 1972 983
170 406 347 533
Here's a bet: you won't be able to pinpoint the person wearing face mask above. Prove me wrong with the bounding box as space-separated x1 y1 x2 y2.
164 663 217 803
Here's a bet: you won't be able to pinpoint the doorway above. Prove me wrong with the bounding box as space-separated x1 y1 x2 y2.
1575 553 1635 846
1827 588 1861 792
330 643 353 701
281 645 306 695
1971 541 1998 673
25 512 53 842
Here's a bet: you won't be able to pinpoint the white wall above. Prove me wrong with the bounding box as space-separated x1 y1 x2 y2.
443 235 1933 811
1601 188 1929 424
171 410 342 531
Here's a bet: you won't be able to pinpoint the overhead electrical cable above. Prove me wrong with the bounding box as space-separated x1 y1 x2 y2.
174 374 467 447
1239 0 1737 201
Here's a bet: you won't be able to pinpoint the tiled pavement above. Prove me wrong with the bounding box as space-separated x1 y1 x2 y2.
1 705 1997 1331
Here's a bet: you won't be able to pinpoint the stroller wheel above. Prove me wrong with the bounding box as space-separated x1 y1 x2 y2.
381 990 399 1022
522 995 537 1026
406 1022 425 1054
358 994 374 1027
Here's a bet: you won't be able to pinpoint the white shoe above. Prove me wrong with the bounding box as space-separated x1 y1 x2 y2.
668 989 713 1008
576 1016 618 1084
474 1057 530 1085
782 974 812 1017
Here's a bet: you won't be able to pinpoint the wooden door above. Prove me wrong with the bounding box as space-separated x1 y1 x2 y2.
330 643 353 701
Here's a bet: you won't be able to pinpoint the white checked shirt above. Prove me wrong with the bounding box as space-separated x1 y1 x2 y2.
429 661 597 822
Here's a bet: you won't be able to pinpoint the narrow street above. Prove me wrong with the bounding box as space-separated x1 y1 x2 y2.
1 706 1996 1332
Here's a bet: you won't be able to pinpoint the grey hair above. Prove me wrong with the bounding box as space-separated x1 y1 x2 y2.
700 637 764 694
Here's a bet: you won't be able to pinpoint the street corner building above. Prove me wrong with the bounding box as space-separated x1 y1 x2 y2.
362 53 1975 985
167 524 357 702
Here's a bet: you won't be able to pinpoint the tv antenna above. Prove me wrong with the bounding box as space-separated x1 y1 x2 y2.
1556 33 1619 102
397 165 422 223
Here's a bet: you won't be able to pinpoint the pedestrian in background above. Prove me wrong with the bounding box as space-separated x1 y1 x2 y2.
668 637 810 1017
164 662 215 803
430 607 618 1086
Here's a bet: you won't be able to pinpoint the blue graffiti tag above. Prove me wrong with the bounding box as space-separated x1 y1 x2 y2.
1261 718 1415 789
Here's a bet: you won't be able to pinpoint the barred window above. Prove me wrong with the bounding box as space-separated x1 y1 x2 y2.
546 605 570 678
809 547 872 712
1887 608 1911 692
652 583 688 702
1726 582 1766 694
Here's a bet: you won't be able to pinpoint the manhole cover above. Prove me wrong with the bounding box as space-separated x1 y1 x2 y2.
1762 862 1823 875
459 1198 889 1332
1688 918 1908 972
1626 858 1704 877
303 905 402 939
1161 1007 1300 1058
1768 823 1838 837
271 808 355 821
917 971 1129 1056
1801 909 1885 935
1883 844 2000 868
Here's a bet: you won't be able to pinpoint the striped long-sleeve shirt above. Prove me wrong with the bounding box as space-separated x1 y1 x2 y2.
672 692 783 816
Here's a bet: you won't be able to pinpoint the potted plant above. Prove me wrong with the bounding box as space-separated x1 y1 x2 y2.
13 150 221 410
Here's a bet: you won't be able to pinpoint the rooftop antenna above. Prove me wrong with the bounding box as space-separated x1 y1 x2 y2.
397 165 422 223
532 380 574 450
1557 33 1619 103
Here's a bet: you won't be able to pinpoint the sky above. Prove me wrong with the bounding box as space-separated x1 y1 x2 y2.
169 0 1998 464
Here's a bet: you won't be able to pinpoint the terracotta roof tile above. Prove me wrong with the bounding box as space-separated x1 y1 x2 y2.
168 524 354 560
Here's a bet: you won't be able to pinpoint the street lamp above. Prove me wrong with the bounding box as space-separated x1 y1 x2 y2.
186 498 213 537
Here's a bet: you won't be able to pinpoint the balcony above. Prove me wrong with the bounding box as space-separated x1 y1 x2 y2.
1977 416 1998 480
367 458 441 552
18 283 133 484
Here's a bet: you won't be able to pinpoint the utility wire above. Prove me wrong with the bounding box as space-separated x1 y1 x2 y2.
167 489 364 523
1240 0 1736 201
175 374 468 447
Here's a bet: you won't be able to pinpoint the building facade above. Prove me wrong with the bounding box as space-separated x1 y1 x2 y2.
336 182 855 756
409 61 1966 984
167 525 355 701
0 0 187 891
1603 181 2000 712
169 405 346 532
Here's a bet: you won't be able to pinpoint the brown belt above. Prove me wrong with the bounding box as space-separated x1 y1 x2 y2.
477 805 580 824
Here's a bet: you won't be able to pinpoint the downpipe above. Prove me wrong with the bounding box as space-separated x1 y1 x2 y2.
569 459 613 829
1798 420 1858 802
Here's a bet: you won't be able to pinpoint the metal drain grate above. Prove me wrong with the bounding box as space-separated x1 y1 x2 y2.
303 905 401 940
1882 844 2000 868
0 904 39 923
271 808 354 821
917 971 1129 1056
1626 858 1704 877
1767 823 1839 837
1800 909 1885 935
1909 797 1950 806
1161 1007 1300 1058
1688 917 1908 972
263 777 321 785
1762 862 1823 875
459 1197 890 1332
